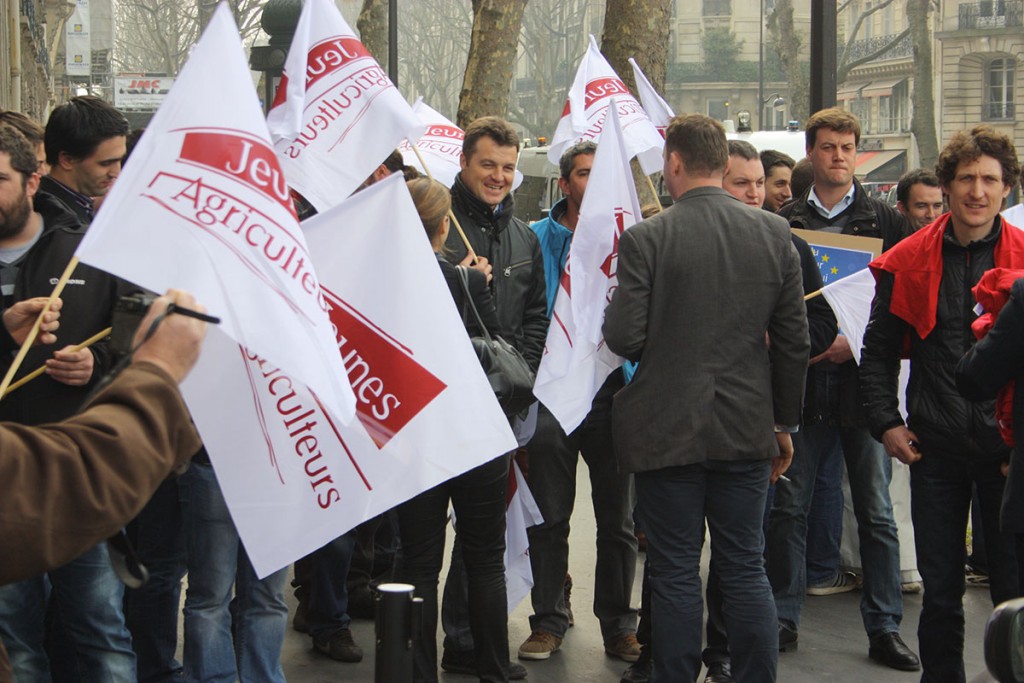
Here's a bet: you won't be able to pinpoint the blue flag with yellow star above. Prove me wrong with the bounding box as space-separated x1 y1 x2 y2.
809 244 874 284
791 229 884 286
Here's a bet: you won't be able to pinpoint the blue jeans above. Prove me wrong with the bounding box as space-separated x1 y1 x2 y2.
0 544 135 681
911 451 1018 683
806 447 843 586
767 420 902 637
125 476 187 683
397 454 511 683
180 462 288 683
637 459 777 683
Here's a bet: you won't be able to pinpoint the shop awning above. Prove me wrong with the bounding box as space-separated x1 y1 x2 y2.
861 78 907 97
855 149 906 182
837 83 869 101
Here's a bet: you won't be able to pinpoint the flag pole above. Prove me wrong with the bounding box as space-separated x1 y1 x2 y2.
805 288 823 301
410 146 478 262
644 175 662 213
1 326 112 399
0 256 79 397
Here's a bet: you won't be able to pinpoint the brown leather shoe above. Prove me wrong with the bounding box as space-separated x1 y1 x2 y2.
605 632 642 663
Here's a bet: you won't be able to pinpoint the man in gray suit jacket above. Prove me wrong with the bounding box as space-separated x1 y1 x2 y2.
603 114 810 683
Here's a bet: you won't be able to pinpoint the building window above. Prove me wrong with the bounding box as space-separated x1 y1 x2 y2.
703 0 730 16
986 58 1015 120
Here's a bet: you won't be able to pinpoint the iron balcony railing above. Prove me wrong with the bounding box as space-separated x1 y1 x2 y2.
958 1 1024 29
845 32 914 62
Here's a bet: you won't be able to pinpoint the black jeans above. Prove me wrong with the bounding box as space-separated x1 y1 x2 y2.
397 454 511 683
911 451 1018 682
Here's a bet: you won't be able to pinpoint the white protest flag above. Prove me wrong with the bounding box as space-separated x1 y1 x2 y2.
75 3 355 426
820 267 877 364
398 98 463 188
266 0 424 211
504 461 543 612
533 103 638 433
548 35 664 175
628 57 674 137
397 98 524 190
1004 203 1024 228
182 175 517 577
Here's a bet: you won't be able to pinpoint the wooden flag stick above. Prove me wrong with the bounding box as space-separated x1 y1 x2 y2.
805 288 823 301
410 145 478 262
0 256 79 397
644 175 663 213
1 327 112 399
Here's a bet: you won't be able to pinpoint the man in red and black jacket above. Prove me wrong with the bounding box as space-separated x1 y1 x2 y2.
861 125 1024 682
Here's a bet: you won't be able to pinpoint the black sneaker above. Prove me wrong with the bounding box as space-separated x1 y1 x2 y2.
313 628 363 663
620 644 651 683
441 649 527 680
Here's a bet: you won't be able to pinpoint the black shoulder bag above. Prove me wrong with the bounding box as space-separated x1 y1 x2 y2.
455 266 536 416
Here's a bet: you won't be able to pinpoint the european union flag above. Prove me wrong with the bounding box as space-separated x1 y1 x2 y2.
810 244 874 285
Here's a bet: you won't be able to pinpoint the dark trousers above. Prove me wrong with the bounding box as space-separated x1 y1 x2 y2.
124 476 187 683
911 451 1018 683
397 454 511 683
637 459 777 683
297 530 357 640
525 397 637 641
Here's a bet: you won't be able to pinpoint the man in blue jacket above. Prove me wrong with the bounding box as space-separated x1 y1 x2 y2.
518 141 641 664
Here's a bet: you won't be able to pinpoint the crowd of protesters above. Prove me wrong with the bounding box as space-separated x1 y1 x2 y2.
0 93 1023 683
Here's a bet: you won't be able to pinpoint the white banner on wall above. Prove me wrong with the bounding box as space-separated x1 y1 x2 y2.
66 0 91 77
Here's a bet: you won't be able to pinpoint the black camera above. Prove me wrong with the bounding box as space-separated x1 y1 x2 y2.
109 292 156 357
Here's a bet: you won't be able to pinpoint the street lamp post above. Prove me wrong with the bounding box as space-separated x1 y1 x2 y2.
758 0 765 131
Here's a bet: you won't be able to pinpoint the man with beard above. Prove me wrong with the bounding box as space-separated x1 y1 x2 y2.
0 125 127 680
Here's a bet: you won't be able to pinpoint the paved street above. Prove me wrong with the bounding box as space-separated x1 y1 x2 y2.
256 461 991 681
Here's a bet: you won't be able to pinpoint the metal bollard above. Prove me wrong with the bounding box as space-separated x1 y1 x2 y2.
375 583 422 683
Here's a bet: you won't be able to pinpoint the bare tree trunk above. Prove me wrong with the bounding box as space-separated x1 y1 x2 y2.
768 0 809 123
907 0 939 170
457 0 529 128
600 0 671 208
358 0 389 67
599 0 671 92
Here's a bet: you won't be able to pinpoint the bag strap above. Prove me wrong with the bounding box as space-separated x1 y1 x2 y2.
455 266 493 342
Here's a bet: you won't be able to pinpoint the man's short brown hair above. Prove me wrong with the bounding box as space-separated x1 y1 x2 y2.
935 125 1020 189
462 116 520 160
805 107 861 150
0 126 40 186
0 110 44 147
664 114 728 176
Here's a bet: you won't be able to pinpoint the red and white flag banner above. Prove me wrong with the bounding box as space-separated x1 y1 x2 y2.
533 103 638 433
398 98 464 189
75 3 356 427
266 0 424 212
629 57 674 138
397 98 524 191
505 461 543 611
182 175 517 577
548 35 664 176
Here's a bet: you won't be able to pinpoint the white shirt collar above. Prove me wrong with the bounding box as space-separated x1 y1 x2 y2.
807 183 856 220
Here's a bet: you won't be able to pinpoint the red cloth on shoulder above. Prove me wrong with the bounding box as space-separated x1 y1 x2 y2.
971 267 1024 447
869 213 1024 339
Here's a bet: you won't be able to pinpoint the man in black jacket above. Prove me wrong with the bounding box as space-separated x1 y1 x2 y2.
861 125 1023 682
437 116 547 681
0 126 131 679
41 96 128 224
765 108 919 671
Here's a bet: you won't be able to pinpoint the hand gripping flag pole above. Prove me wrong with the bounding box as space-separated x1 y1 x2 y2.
0 256 79 399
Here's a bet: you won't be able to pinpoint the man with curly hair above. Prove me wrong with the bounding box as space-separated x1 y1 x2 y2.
861 125 1024 682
